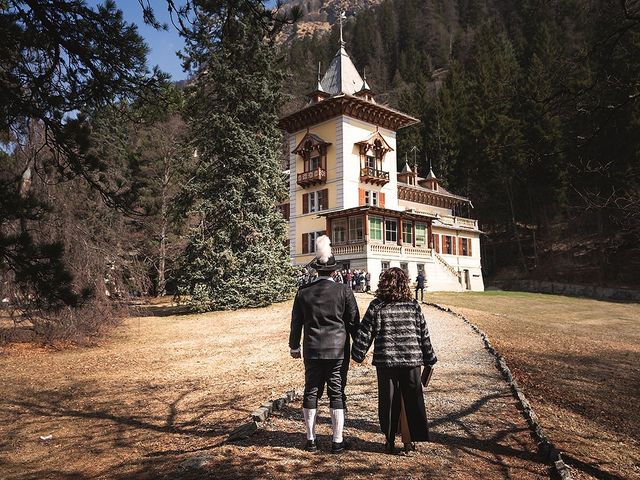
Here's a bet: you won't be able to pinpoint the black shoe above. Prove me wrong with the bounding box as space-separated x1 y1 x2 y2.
304 439 318 452
331 438 351 454
385 440 395 454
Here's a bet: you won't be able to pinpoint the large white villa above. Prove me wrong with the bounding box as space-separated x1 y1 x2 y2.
278 35 484 292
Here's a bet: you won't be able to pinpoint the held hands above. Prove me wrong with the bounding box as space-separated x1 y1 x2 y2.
290 348 301 359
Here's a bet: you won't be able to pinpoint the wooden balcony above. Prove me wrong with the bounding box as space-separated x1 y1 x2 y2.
360 166 390 186
297 167 327 188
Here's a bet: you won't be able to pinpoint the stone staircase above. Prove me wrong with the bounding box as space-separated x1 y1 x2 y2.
428 251 464 292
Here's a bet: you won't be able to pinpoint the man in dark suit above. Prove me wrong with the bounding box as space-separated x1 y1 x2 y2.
289 235 360 453
415 271 426 303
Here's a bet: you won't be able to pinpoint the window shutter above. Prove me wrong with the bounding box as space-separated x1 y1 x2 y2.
379 192 385 208
469 238 473 256
302 193 309 214
322 189 329 210
359 188 366 206
434 234 439 253
453 237 457 255
302 233 309 254
442 235 446 253
459 238 463 255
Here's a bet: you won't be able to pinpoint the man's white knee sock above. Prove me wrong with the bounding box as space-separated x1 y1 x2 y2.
303 408 317 441
330 408 344 443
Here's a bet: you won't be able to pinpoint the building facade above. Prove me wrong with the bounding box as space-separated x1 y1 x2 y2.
278 39 484 292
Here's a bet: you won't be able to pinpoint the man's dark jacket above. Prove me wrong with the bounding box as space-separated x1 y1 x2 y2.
289 279 360 359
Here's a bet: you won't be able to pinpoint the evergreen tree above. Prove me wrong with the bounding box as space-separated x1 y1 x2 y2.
178 1 295 311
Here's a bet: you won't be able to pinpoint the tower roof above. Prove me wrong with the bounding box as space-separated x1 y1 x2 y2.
426 168 437 180
320 45 365 96
401 162 413 174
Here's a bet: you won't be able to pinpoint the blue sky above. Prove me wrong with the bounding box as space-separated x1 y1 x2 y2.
100 1 279 81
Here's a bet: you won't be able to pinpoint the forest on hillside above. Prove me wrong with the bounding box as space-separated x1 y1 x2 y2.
1 0 638 342
282 0 640 286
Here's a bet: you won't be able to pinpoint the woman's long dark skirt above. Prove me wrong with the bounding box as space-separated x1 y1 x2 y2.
376 366 430 442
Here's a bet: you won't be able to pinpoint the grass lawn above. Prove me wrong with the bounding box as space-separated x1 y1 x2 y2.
426 290 640 480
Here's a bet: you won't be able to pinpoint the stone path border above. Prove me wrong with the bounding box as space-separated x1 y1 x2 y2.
227 389 299 442
426 302 573 480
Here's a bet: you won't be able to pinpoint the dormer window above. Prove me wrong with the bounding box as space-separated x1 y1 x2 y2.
357 131 393 186
365 152 376 169
310 152 321 170
293 132 331 188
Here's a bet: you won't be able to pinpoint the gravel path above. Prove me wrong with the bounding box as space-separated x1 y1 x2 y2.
212 300 551 479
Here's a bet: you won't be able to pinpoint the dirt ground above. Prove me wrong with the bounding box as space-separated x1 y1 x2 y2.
0 294 549 479
428 290 640 480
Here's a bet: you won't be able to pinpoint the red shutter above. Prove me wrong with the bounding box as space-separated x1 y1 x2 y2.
453 237 457 255
379 192 385 208
434 234 439 253
302 193 309 214
322 188 329 210
441 235 446 253
468 238 473 256
359 188 366 206
459 238 463 256
302 233 309 254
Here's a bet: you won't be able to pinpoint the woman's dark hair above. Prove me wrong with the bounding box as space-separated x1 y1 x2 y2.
376 267 413 302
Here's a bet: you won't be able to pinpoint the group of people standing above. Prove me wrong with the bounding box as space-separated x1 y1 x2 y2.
298 267 371 292
289 235 437 454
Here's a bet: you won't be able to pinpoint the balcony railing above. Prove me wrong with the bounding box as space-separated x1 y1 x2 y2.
332 241 433 259
360 167 390 186
438 215 478 230
297 167 327 188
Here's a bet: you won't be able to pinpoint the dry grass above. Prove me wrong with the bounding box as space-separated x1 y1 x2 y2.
0 299 304 479
427 290 640 480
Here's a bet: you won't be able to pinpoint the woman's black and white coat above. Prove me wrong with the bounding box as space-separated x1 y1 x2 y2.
351 298 437 368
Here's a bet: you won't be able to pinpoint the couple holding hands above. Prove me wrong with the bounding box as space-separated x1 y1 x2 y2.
289 236 437 454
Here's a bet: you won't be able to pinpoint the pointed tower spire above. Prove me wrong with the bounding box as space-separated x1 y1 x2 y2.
316 61 324 92
426 153 437 180
318 11 365 96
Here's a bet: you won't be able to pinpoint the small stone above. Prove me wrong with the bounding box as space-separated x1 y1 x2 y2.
227 421 258 442
261 401 274 413
273 398 285 410
181 456 210 470
251 406 270 422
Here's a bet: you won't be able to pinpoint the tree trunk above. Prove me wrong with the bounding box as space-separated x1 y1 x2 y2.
157 166 170 297
506 182 527 272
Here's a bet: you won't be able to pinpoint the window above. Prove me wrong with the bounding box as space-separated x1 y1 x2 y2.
370 216 383 241
381 261 390 271
417 263 425 273
365 154 376 169
402 221 413 244
445 235 453 254
310 153 321 170
307 190 327 213
400 262 409 276
306 231 325 253
349 216 364 242
461 238 469 256
416 224 426 246
332 219 347 244
385 218 398 243
364 190 378 207
432 233 439 253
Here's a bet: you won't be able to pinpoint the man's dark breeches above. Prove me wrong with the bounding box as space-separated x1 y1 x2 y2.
303 359 344 409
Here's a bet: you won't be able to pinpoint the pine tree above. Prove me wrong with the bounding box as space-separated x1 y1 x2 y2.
178 1 295 311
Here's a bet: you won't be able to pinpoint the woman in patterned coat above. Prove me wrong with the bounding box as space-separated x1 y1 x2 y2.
351 267 437 454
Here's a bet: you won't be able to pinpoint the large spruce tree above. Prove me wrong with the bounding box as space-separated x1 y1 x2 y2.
178 1 295 311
